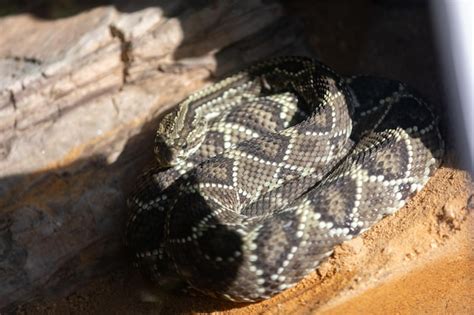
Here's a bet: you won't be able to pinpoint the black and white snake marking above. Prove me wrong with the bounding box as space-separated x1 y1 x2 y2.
125 56 443 302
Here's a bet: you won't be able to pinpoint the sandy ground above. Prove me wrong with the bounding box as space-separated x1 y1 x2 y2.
6 0 474 314
15 160 473 314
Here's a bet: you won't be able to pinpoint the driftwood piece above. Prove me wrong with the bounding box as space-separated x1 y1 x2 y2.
0 0 309 309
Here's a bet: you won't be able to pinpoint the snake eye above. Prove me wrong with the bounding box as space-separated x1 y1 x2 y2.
175 139 187 149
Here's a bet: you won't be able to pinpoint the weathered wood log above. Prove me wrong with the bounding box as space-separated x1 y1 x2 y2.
0 0 310 309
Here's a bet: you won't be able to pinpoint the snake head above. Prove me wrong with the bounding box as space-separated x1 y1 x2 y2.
154 104 207 167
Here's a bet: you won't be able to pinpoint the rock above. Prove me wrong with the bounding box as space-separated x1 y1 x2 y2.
0 0 309 310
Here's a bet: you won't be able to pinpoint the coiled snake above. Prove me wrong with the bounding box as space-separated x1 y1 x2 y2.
125 56 443 302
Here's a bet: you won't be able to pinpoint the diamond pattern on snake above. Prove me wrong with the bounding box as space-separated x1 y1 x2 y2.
125 56 444 302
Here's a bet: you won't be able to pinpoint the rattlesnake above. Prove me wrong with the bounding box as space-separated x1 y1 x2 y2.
125 56 443 302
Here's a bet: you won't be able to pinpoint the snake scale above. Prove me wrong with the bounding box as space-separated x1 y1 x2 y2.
125 56 444 302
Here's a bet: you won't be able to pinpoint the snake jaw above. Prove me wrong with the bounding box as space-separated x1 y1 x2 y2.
155 108 208 167
154 135 178 167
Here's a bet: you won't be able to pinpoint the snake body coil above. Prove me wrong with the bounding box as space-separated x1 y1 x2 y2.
125 56 443 302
